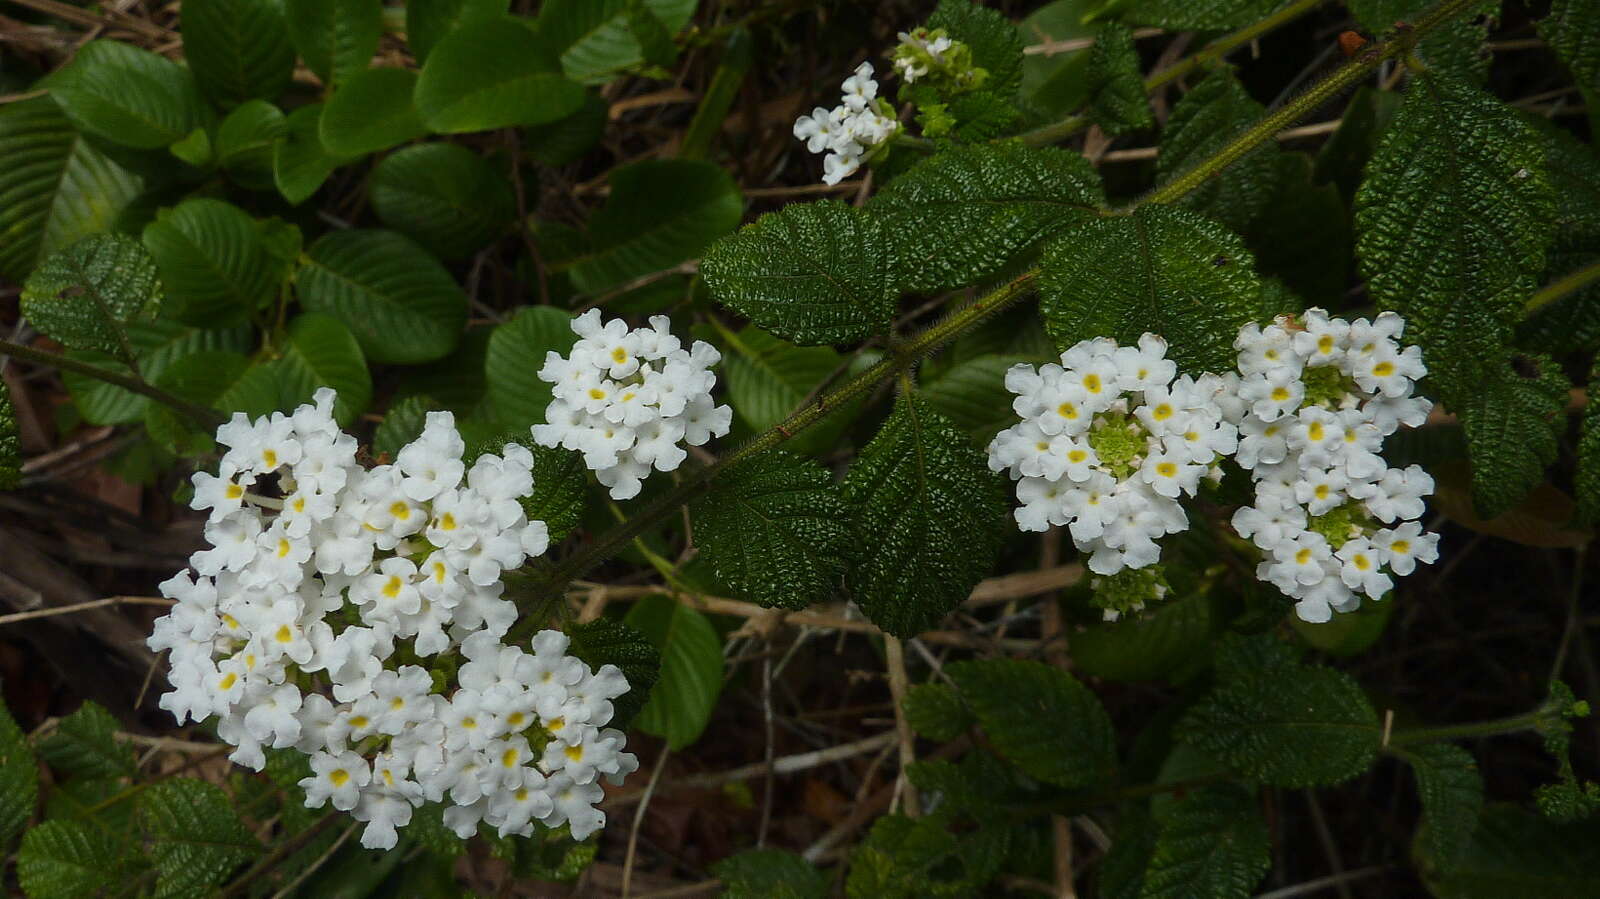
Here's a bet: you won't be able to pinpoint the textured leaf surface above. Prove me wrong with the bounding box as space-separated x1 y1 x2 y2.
1538 0 1600 92
1517 115 1600 355
1086 22 1153 136
919 353 1039 442
719 325 867 455
0 382 19 491
319 67 427 156
181 0 295 106
1178 664 1378 787
947 659 1116 788
485 305 577 429
283 0 383 86
1581 369 1600 525
1457 353 1569 518
145 351 280 453
1354 1 1494 84
1157 68 1277 233
369 142 514 259
715 849 827 899
842 394 1006 636
415 19 587 132
216 100 287 191
38 702 134 780
565 617 661 732
298 229 467 364
1124 0 1281 28
16 820 122 899
901 683 972 742
406 0 509 64
1245 153 1350 305
539 0 697 84
846 813 986 898
142 198 279 326
870 142 1103 292
47 40 207 149
1138 785 1271 899
273 104 357 205
691 451 850 611
522 444 588 545
137 779 258 896
1039 205 1264 374
373 393 436 458
702 200 896 346
1391 742 1484 868
0 97 143 282
61 321 253 426
1419 804 1600 897
625 596 722 749
271 313 372 426
21 234 161 360
1072 593 1214 683
0 694 36 845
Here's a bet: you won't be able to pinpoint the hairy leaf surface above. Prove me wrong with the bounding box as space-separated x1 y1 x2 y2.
1539 0 1600 92
38 702 134 780
901 683 973 741
21 234 161 361
1139 785 1271 899
137 779 258 896
1419 804 1600 897
1457 353 1569 518
1124 0 1282 29
1391 742 1484 868
1581 369 1600 525
714 849 828 899
1350 0 1495 84
16 820 124 899
0 694 35 845
948 659 1117 788
1157 67 1277 233
564 617 660 732
1086 22 1153 136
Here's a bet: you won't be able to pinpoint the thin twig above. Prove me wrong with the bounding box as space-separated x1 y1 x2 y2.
602 731 895 808
1253 866 1395 899
0 595 174 627
884 635 920 817
268 822 358 899
622 747 670 898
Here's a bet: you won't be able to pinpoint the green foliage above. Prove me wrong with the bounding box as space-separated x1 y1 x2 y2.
407 0 509 65
1580 369 1600 525
16 820 126 899
947 659 1116 788
919 352 1038 441
0 380 20 491
38 702 135 781
1456 353 1569 519
624 595 722 748
714 848 828 899
1245 154 1350 306
1538 0 1600 92
1390 742 1484 868
369 143 515 259
1516 115 1600 356
1136 785 1271 899
901 682 973 741
374 393 437 458
144 351 278 453
1350 1 1495 84
1157 67 1277 234
414 19 587 133
1418 804 1600 897
718 325 869 455
47 41 207 149
1072 592 1215 682
20 234 161 362
1532 679 1600 821
180 0 295 107
1123 0 1281 29
215 101 287 191
273 103 357 205
62 320 252 426
270 312 373 426
922 0 1025 140
283 0 383 87
319 67 428 156
522 444 589 545
842 393 1007 636
142 198 282 326
0 695 37 846
1314 85 1403 202
484 305 577 429
869 142 1103 292
1085 22 1153 135
691 451 850 610
539 0 697 84
846 813 987 898
1039 205 1264 374
298 229 467 364
702 200 897 346
136 779 258 896
524 92 610 167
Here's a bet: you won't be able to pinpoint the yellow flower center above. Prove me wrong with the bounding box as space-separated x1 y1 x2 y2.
330 769 349 787
1308 422 1325 442
277 539 291 558
1270 386 1291 402
438 512 456 531
1317 335 1334 353
1391 540 1410 555
350 716 369 728
462 717 476 729
433 562 447 583
515 788 529 801
564 744 584 762
1156 462 1178 478
588 388 606 400
263 449 278 469
1295 548 1312 564
1083 373 1102 393
1373 361 1395 377
382 576 403 599
1067 449 1087 463
1314 484 1329 500
293 497 306 514
611 347 628 363
390 501 410 520
507 712 525 727
275 624 293 643
502 749 519 767
1354 555 1371 571
219 672 237 690
225 484 244 500
1153 404 1173 421
545 717 564 731
391 697 405 710
1057 402 1078 419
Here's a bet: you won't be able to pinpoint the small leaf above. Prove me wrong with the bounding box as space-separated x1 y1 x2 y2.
701 200 897 347
60 320 254 426
0 694 37 845
1157 67 1278 234
1039 205 1265 374
691 451 851 611
624 595 722 748
406 0 509 65
928 0 1024 98
565 616 661 732
369 142 515 259
181 0 296 106
1418 804 1600 897
142 198 281 326
38 702 135 780
0 381 20 491
947 659 1117 788
1072 592 1215 683
138 779 258 897
1138 785 1271 899
714 849 828 899
216 100 288 191
283 0 383 86
20 234 161 361
1390 742 1484 869
484 305 578 429
901 683 973 742
16 820 124 899
298 229 467 364
522 444 588 545
1124 0 1281 29
1085 22 1153 136
539 0 698 85
319 67 428 156
415 18 587 133
1351 0 1496 84
523 91 609 167
270 312 373 426
273 104 358 206
1540 0 1600 93
845 813 974 898
1456 353 1569 519
47 40 208 149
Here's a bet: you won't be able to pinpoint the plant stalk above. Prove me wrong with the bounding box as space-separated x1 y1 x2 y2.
0 337 225 429
1387 710 1549 747
1525 258 1600 315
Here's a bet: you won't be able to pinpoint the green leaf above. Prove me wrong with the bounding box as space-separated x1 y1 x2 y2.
297 229 467 364
1419 804 1600 897
270 312 373 426
0 97 144 282
1085 22 1153 135
374 393 437 458
919 353 1038 442
947 659 1117 788
138 779 258 896
1353 1 1494 84
273 103 358 205
406 0 509 64
1138 785 1271 899
17 820 124 899
0 381 20 491
180 0 295 106
845 814 972 898
1177 664 1378 787
1314 85 1404 202
901 683 973 742
714 849 827 899
0 694 36 845
46 40 207 149
522 444 588 545
144 350 280 454
168 126 213 168
1124 0 1281 29
283 0 383 86
38 701 134 780
215 100 287 191
1391 742 1484 869
624 595 722 748
1245 153 1350 306
1098 806 1159 899
369 142 515 259
702 200 896 346
415 18 587 133
842 393 1007 636
523 91 609 167
485 305 578 429
869 142 1103 292
1073 592 1215 682
1580 369 1600 525
563 159 743 294
1354 72 1555 404
319 67 427 156
691 450 851 611
718 325 866 455
1157 67 1278 234
20 234 161 361
1018 2 1096 118
142 198 280 326
928 0 1023 97
1456 353 1569 519
1039 205 1264 374
539 0 697 84
1541 0 1600 92
60 320 253 426
1517 115 1600 356
565 616 661 732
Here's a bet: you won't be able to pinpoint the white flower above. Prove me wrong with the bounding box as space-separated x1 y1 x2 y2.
1336 537 1393 599
1373 522 1439 576
302 750 370 812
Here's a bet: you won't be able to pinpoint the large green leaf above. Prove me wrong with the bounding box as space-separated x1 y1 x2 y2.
1085 22 1154 136
1072 592 1215 682
180 0 295 106
868 142 1103 292
319 67 428 156
1540 0 1600 92
415 18 587 133
947 659 1117 789
624 595 723 749
0 97 144 282
921 0 1025 142
60 320 253 426
919 353 1038 442
283 0 383 86
273 104 358 205
523 91 609 167
484 305 578 429
1124 0 1282 28
369 142 515 259
0 694 36 845
406 0 509 64
1138 785 1271 899
1419 804 1600 897
718 325 865 455
701 200 897 346
1038 205 1264 374
138 779 258 896
901 683 973 742
1390 742 1484 869
20 234 162 361
690 451 851 611
842 393 1007 636
1157 67 1278 234
215 100 287 191
46 41 207 149
269 313 372 426
297 229 466 364
16 820 125 899
714 849 827 899
38 702 134 780
538 0 697 84
145 351 280 453
142 198 280 326
563 158 742 294
565 616 661 732
1456 352 1569 518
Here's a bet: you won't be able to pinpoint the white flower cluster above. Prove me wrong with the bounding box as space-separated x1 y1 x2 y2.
148 390 638 849
792 62 901 185
988 335 1239 580
534 310 731 501
890 27 981 89
1228 310 1440 623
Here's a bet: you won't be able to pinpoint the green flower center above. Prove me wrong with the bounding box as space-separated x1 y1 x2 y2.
1086 411 1149 480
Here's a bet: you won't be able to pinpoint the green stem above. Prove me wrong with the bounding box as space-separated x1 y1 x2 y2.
0 337 224 428
1387 710 1548 747
1525 259 1600 315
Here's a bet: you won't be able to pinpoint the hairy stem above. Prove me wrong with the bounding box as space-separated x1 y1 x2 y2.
1525 258 1600 315
0 337 225 428
1387 710 1550 747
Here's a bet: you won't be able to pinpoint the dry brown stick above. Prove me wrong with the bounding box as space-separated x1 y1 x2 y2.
602 731 895 809
0 595 173 627
621 747 670 898
6 0 167 38
884 635 920 817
